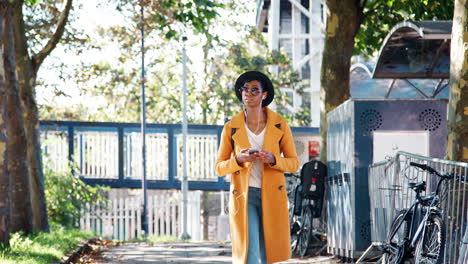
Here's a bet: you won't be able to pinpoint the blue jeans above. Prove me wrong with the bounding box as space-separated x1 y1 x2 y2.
247 187 267 264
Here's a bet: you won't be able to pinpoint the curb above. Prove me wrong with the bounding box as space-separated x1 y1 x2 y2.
59 237 101 264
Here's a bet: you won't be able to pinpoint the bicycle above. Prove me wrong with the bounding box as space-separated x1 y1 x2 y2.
382 162 464 264
285 172 301 227
285 160 326 257
285 172 308 256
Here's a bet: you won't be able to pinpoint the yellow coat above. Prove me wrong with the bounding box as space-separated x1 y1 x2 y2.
215 107 299 264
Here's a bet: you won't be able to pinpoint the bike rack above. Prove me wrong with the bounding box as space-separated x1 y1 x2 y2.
355 242 385 264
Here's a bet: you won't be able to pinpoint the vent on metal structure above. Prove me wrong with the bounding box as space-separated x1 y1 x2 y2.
359 109 383 132
360 220 372 242
418 108 442 131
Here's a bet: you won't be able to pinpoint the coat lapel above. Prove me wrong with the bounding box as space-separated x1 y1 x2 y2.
263 108 284 152
230 111 250 150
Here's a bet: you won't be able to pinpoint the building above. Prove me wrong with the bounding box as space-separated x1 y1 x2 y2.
256 0 326 127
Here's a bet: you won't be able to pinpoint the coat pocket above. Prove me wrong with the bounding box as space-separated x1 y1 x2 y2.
229 189 245 216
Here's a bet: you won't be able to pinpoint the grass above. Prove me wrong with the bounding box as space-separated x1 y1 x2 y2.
0 225 94 264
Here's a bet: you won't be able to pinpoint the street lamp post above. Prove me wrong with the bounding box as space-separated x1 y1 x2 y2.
139 0 148 235
179 36 190 240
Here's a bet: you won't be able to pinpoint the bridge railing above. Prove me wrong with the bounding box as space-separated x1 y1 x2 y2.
40 121 318 190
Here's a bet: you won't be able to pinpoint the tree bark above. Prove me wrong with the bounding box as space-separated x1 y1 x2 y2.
319 0 362 162
12 0 72 231
1 0 32 234
12 0 48 232
0 0 13 246
447 0 468 162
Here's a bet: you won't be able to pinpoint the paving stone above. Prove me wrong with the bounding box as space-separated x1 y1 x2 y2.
96 242 340 263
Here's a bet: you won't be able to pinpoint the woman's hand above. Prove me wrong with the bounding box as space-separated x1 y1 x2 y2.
236 149 276 165
258 150 276 165
235 148 259 164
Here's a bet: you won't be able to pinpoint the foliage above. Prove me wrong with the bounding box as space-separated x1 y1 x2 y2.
113 0 224 40
44 163 109 227
39 0 310 126
31 0 455 127
356 0 454 56
29 0 215 119
38 0 226 123
0 225 93 264
178 0 309 126
24 0 98 105
205 28 309 125
24 0 90 55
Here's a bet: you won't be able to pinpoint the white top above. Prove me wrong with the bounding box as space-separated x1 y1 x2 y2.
245 123 266 188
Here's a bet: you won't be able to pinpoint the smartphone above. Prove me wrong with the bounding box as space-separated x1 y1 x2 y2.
248 148 259 155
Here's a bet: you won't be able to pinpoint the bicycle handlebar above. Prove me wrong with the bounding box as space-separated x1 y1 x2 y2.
410 162 439 175
409 162 468 182
284 172 300 178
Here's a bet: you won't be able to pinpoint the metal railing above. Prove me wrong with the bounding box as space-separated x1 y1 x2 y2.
368 151 468 263
40 120 318 190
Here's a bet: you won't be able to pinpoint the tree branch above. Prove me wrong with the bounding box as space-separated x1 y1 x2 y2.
356 0 367 34
32 0 72 72
12 0 28 62
361 0 368 16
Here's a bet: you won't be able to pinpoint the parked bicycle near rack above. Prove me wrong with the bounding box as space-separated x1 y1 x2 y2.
285 160 327 257
382 162 466 264
285 172 301 226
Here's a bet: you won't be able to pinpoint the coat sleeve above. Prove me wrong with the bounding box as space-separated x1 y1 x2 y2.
215 123 243 176
269 121 299 173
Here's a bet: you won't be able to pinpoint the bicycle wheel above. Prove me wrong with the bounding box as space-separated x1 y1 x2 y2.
290 219 300 255
288 200 295 226
414 215 445 264
383 211 411 264
297 205 313 257
289 184 300 255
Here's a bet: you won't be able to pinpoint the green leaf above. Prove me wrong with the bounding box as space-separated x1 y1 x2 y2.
165 29 177 39
355 0 453 56
44 161 109 227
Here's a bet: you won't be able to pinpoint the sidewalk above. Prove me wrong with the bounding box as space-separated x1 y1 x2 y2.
95 242 340 264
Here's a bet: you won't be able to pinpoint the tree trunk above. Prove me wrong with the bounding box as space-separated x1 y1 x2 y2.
447 0 468 162
0 0 13 246
1 0 32 234
12 0 72 232
12 0 49 232
319 0 361 162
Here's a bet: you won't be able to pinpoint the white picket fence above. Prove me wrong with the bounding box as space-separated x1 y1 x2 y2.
79 190 202 241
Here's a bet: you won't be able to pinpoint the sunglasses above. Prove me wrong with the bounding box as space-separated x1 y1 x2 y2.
239 87 262 96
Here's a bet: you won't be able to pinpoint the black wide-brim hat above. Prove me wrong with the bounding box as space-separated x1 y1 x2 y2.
234 71 274 107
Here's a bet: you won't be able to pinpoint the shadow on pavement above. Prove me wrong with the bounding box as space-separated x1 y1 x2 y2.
89 242 340 264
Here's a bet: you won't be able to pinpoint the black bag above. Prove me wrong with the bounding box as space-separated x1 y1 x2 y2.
300 160 326 200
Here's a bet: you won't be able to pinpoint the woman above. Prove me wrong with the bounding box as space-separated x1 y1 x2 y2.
215 71 299 264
